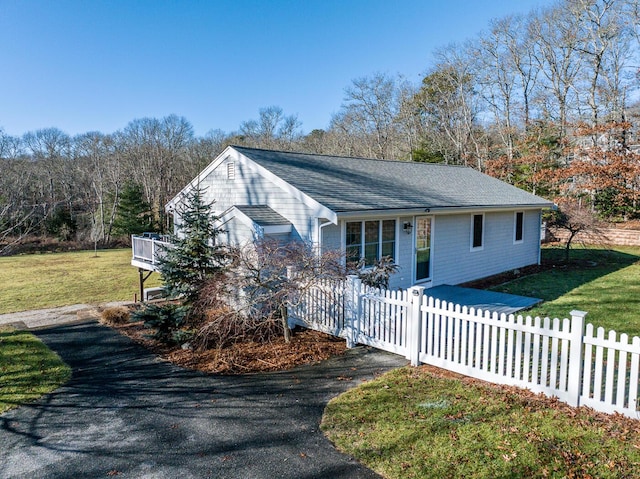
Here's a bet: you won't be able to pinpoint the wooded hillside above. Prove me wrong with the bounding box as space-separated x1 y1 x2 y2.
2 0 640 254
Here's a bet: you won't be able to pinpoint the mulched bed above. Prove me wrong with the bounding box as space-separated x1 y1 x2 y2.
460 263 552 290
108 319 346 375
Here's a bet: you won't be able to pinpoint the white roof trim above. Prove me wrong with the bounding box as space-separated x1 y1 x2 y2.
262 224 293 234
335 204 552 219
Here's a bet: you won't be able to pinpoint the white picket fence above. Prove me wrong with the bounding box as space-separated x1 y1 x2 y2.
287 275 640 419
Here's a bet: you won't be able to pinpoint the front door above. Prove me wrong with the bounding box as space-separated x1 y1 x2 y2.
415 216 432 282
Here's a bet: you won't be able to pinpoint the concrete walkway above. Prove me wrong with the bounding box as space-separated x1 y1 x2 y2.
0 303 129 330
426 285 542 315
0 319 407 478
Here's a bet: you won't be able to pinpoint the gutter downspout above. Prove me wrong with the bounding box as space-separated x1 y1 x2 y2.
317 219 335 254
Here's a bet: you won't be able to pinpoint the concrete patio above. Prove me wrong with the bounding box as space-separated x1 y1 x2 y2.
425 285 542 315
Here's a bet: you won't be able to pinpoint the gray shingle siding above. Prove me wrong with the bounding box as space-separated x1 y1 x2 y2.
198 157 314 243
224 216 256 245
320 223 341 253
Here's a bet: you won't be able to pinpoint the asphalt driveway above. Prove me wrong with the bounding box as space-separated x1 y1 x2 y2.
0 321 406 478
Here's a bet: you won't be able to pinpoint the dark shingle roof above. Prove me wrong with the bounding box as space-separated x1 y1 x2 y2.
234 205 292 226
233 146 552 213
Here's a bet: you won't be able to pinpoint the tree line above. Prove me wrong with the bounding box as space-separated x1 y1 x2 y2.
2 0 640 254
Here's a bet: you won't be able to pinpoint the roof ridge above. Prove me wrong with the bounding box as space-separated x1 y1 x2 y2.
230 145 470 168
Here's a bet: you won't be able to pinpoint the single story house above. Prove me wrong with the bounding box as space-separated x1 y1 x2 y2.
164 145 553 290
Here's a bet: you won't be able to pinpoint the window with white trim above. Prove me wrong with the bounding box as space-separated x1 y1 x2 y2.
514 211 524 243
346 219 396 266
471 214 484 250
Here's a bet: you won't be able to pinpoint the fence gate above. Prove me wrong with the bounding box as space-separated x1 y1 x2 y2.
352 289 411 357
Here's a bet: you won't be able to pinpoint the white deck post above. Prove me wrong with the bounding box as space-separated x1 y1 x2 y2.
567 310 587 407
345 275 362 348
408 286 425 366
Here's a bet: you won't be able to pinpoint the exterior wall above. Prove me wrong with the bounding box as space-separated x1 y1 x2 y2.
320 223 341 253
177 156 318 243
331 211 542 290
431 210 542 286
223 216 256 245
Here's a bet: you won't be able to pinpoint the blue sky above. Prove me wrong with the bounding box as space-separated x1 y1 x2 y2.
0 0 555 137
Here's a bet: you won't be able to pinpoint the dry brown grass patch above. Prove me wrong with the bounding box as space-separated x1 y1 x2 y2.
100 306 131 325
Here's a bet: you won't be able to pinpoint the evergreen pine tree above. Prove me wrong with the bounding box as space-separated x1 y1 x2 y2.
112 182 153 238
157 185 229 306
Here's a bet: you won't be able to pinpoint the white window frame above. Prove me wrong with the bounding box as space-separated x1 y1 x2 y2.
470 213 484 251
344 219 398 266
514 211 524 244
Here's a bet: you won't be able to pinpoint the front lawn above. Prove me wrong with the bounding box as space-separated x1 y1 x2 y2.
493 246 640 336
0 249 162 314
322 366 640 479
0 327 71 414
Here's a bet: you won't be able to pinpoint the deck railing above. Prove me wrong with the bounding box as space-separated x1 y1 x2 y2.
131 234 172 268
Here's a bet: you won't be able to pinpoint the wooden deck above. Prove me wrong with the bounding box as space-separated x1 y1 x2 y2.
425 285 542 315
131 235 172 272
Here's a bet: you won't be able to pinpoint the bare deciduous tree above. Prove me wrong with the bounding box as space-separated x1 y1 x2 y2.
547 199 608 261
221 240 344 344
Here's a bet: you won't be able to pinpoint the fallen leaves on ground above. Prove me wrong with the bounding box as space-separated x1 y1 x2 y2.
109 320 346 374
416 364 640 444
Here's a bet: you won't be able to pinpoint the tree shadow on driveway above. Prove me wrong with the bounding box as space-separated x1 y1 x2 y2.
0 321 406 479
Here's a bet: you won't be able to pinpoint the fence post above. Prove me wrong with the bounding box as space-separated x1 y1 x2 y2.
345 275 362 348
567 310 587 407
407 286 425 366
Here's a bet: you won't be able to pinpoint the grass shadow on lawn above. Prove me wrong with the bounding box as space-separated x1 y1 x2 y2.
492 246 640 335
493 246 640 303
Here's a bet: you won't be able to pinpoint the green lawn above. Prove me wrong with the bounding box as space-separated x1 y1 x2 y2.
0 249 162 314
493 245 640 337
0 326 71 414
322 367 640 479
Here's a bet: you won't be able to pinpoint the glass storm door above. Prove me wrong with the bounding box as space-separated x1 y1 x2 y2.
415 216 432 282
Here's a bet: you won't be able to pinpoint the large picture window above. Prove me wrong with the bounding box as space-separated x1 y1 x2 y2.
346 220 396 266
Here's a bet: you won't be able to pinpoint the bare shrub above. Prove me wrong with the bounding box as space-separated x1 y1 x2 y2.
230 240 345 343
351 256 399 289
192 239 344 347
194 307 283 350
547 199 609 261
101 306 131 325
